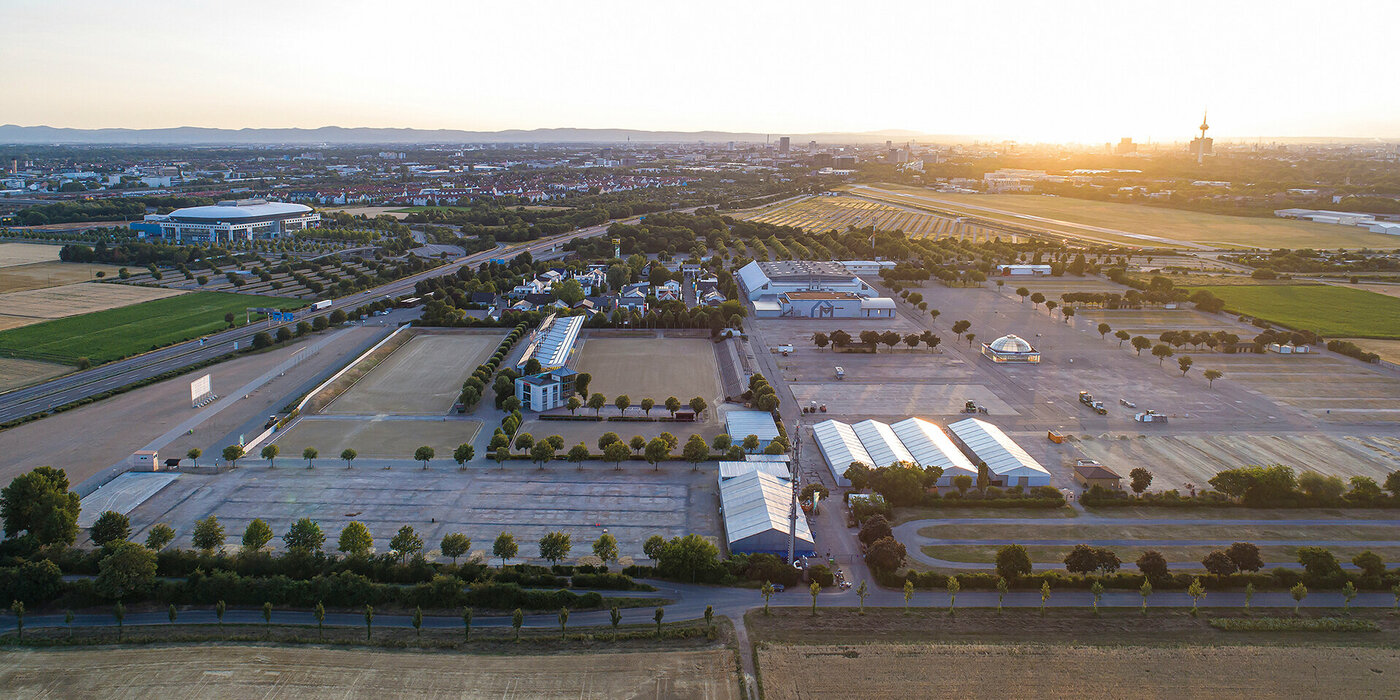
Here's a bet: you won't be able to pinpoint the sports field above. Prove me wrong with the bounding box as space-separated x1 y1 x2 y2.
1184 284 1400 338
574 336 722 404
271 417 482 459
324 331 505 414
0 646 740 699
0 291 304 364
0 261 123 292
0 242 62 267
846 183 1400 250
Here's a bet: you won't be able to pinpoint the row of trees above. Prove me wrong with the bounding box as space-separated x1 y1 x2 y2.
812 329 943 353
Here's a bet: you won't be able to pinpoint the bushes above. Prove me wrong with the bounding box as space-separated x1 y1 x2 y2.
570 572 643 590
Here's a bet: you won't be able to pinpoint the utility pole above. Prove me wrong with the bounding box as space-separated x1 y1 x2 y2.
787 421 800 564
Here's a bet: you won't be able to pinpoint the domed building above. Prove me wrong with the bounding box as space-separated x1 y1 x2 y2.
981 334 1040 363
140 199 320 244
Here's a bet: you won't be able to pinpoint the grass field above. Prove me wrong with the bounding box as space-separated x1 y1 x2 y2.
0 281 186 330
0 645 740 699
0 261 124 292
574 336 722 403
0 242 61 267
745 195 1003 241
0 291 304 364
323 331 505 415
920 543 1400 566
846 184 1400 250
1184 284 1400 338
0 357 70 392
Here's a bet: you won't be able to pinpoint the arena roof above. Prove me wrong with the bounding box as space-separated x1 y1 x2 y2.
516 313 584 371
717 461 791 482
166 200 313 222
725 410 780 444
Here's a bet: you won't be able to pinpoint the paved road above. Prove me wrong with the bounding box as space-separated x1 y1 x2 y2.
0 216 625 424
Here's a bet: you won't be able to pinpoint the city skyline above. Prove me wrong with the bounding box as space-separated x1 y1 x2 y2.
4 0 1399 142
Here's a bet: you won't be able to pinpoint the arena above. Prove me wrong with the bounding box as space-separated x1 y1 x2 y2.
140 199 320 243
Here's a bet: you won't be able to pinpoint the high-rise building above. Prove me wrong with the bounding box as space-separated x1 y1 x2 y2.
1115 137 1136 155
778 137 790 154
1190 110 1214 164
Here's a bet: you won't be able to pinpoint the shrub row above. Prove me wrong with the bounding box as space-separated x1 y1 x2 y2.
882 567 1400 593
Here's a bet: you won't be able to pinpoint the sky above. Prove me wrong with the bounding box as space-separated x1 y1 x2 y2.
3 0 1397 142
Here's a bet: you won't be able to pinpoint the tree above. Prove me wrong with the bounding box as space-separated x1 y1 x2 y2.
1113 329 1131 347
588 393 607 416
1290 582 1308 614
761 581 775 615
1226 542 1264 572
1131 336 1152 356
391 525 424 562
863 536 907 573
1385 470 1400 499
1125 467 1153 495
302 446 318 469
654 606 665 637
493 532 518 567
1097 322 1111 340
186 448 202 467
655 533 720 582
441 533 471 564
609 605 623 640
216 600 226 630
946 575 961 615
531 440 556 469
592 533 619 565
241 518 274 553
1342 580 1358 614
574 372 592 397
1353 550 1385 578
0 467 81 546
341 448 357 469
223 444 245 467
283 518 325 554
858 515 892 546
453 443 474 469
1029 292 1045 309
688 396 709 416
192 515 225 554
565 396 582 415
539 531 572 564
1016 287 1030 303
1297 546 1343 577
903 579 914 614
645 437 671 471
682 434 709 471
643 535 666 563
952 474 973 495
1064 544 1106 575
145 523 174 551
114 601 126 640
462 606 473 641
514 433 534 452
1039 580 1051 616
91 510 132 547
810 580 822 615
996 576 1009 613
1151 343 1174 366
597 440 629 471
1136 550 1169 581
1202 550 1237 576
313 601 326 640
951 320 971 340
95 541 157 600
629 435 647 455
365 604 374 640
1089 580 1104 615
567 442 590 470
996 544 1033 580
614 394 631 415
414 445 435 469
260 443 280 468
338 521 373 557
1139 579 1153 615
494 446 510 468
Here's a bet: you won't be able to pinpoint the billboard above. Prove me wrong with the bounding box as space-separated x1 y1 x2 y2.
190 374 211 402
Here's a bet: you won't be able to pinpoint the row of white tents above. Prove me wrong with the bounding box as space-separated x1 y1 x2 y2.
812 417 1051 489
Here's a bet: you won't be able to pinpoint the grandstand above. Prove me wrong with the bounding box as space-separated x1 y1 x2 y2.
515 313 584 371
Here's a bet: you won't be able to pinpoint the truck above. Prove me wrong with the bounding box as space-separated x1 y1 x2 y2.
961 400 979 414
1134 409 1169 424
1078 391 1108 415
311 299 332 311
834 366 845 380
777 344 794 355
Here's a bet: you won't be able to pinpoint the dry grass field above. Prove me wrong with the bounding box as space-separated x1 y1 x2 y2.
1339 337 1400 364
271 417 483 459
322 331 505 415
0 646 741 699
0 242 61 267
0 357 70 392
846 183 1400 250
758 642 1400 699
745 195 1002 241
574 336 722 404
0 281 184 328
0 261 124 292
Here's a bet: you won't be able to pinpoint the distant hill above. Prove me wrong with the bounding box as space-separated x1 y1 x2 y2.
0 124 951 146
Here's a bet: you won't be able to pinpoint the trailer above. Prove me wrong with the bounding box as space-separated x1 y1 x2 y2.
1134 409 1169 424
1078 390 1107 415
311 299 332 311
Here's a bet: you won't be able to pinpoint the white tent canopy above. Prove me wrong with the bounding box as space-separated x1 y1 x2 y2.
890 417 977 487
946 418 1051 488
851 419 915 467
812 419 873 486
719 470 815 557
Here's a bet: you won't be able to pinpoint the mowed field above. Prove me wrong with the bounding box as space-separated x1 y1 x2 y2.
745 195 999 240
0 646 741 699
323 331 505 415
0 242 61 267
574 336 722 403
758 643 1400 699
0 261 123 292
846 183 1400 249
0 291 304 364
1186 284 1400 338
0 357 70 393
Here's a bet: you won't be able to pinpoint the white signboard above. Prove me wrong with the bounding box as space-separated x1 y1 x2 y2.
190 374 211 402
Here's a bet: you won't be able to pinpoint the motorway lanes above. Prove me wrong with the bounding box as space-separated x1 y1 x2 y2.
0 219 620 424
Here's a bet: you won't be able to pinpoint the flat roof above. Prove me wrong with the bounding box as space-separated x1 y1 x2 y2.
783 291 861 300
725 410 780 441
758 260 852 279
167 200 313 222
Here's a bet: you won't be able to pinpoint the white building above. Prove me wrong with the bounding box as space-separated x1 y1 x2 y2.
717 460 791 485
719 469 815 557
811 419 873 486
995 264 1052 276
981 334 1041 363
889 417 977 487
946 418 1051 488
726 410 781 449
736 260 879 302
142 199 320 243
514 368 579 412
772 291 895 319
515 313 584 371
851 419 915 467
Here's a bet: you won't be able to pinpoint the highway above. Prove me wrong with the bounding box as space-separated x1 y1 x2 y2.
0 219 619 424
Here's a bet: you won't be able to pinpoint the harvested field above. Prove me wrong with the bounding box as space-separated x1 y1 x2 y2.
0 357 69 392
758 642 1400 699
574 336 722 404
1076 308 1241 334
921 542 1400 566
323 331 505 415
0 261 123 292
0 645 740 700
0 281 184 327
518 415 725 447
1073 433 1400 492
0 242 61 267
271 417 483 459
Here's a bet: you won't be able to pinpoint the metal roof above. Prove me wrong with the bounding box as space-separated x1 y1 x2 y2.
719 469 813 547
851 419 915 467
167 201 312 221
725 410 780 442
516 313 584 370
717 461 791 482
889 417 976 475
811 419 873 485
947 418 1049 478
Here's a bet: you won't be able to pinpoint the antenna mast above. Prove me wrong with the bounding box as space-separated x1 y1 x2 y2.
788 421 800 564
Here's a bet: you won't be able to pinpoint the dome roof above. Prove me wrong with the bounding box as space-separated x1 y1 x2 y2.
988 334 1034 353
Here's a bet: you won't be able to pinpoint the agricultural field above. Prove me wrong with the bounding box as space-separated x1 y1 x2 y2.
745 195 1000 240
0 242 61 267
1339 337 1400 364
846 183 1400 250
1185 284 1400 338
758 642 1400 699
574 336 723 405
0 356 70 392
323 331 506 415
0 646 741 699
0 261 123 292
0 291 304 364
0 282 186 331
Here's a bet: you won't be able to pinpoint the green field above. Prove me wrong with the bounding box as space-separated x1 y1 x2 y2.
847 184 1400 250
1185 284 1400 338
0 292 305 365
387 205 472 213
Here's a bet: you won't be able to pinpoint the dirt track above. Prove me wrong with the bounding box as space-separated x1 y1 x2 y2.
0 645 741 699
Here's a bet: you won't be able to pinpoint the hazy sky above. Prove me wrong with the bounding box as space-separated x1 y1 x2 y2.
4 0 1396 141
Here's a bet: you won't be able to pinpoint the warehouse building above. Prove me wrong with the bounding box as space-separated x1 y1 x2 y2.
717 460 791 485
141 199 320 243
812 419 874 486
995 264 1052 276
726 410 781 449
946 418 1051 488
719 469 815 557
772 291 895 319
515 313 584 371
736 260 879 301
889 417 977 487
